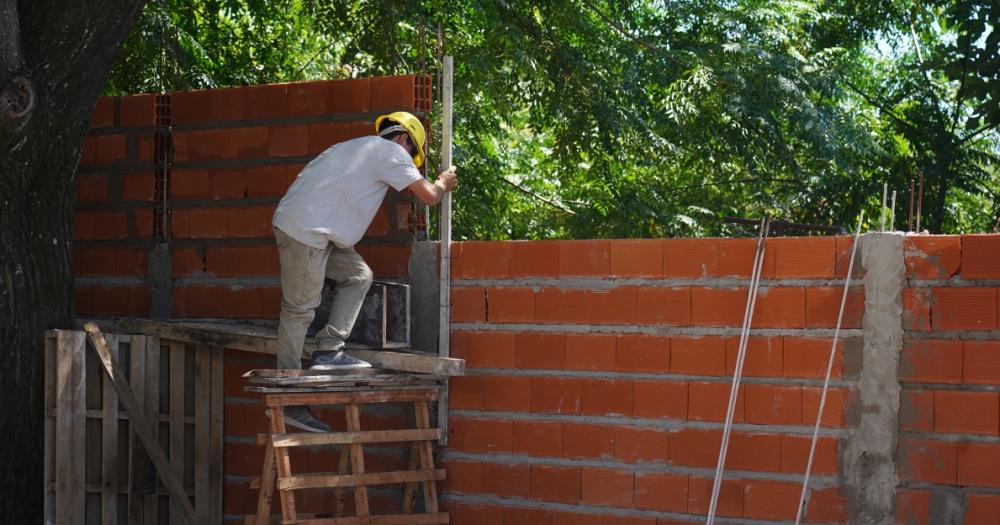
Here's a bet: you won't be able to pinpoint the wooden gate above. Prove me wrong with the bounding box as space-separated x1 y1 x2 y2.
43 329 224 525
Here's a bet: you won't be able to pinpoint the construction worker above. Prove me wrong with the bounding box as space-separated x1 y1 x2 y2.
271 111 457 432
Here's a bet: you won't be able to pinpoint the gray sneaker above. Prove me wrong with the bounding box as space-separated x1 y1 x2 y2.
279 406 331 433
309 350 372 371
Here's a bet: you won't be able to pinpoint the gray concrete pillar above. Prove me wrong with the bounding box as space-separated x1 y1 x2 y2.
843 232 904 524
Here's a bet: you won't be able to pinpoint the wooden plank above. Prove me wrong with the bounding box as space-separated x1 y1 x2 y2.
43 333 57 524
55 330 86 525
277 469 445 491
283 512 449 525
344 349 463 377
82 323 198 525
270 407 298 521
254 437 276 525
65 408 193 424
246 375 436 388
401 443 419 514
116 319 464 376
209 348 225 524
345 405 369 519
264 389 438 408
243 369 384 379
101 334 120 525
437 55 455 449
193 345 211 524
334 448 349 518
127 335 147 522
143 336 161 523
414 402 438 512
271 429 441 448
169 342 186 525
243 382 441 394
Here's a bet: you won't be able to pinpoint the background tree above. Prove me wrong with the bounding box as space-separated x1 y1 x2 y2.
108 0 998 238
0 0 148 520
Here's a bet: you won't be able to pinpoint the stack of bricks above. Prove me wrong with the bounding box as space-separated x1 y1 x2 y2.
74 75 432 319
443 238 862 524
898 235 1000 524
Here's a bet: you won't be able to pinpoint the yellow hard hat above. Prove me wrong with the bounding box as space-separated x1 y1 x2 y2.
375 111 426 168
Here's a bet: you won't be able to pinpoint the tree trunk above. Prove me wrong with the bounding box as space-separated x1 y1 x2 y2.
0 0 146 520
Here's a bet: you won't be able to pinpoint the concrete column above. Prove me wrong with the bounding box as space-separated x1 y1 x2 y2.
843 233 904 524
409 241 440 353
148 242 172 318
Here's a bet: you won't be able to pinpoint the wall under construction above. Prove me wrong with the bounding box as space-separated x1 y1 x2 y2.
73 79 1000 524
443 234 1000 525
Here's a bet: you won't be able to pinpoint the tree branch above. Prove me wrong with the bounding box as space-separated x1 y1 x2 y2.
949 3 972 135
500 175 577 215
578 0 687 69
843 78 922 136
959 119 1000 146
906 11 951 130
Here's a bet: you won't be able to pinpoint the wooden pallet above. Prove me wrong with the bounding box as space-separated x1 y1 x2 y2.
43 329 224 525
245 383 447 525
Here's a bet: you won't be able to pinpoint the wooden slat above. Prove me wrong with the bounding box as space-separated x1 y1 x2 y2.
246 375 435 388
143 336 161 523
55 330 86 525
414 402 439 512
43 334 56 524
401 443 419 514
254 437 276 525
82 323 197 525
270 407 298 521
209 348 225 524
270 429 441 448
127 335 147 521
344 349 462 377
250 512 447 525
284 512 449 525
116 319 464 376
277 469 445 491
244 385 436 395
169 342 186 525
334 447 349 517
264 389 438 408
194 345 211 524
69 408 194 424
44 481 193 496
101 334 120 525
345 405 370 518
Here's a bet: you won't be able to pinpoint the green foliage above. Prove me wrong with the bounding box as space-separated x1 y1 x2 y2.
107 0 1000 238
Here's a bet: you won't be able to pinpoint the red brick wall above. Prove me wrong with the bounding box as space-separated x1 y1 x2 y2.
74 76 434 523
74 75 431 319
444 238 862 524
898 235 1000 525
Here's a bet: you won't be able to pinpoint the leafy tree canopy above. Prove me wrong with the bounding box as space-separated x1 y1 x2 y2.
108 0 1000 238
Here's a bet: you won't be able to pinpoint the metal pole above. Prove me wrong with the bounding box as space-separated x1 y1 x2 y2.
908 179 915 232
880 182 887 232
436 56 454 444
890 191 897 232
793 211 864 525
706 216 769 525
916 172 924 233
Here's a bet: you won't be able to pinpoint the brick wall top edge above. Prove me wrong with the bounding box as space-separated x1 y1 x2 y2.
164 74 426 96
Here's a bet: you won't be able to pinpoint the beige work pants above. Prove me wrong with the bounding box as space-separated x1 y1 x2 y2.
274 227 373 370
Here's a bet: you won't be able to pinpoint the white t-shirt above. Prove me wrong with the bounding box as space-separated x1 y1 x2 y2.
272 136 423 249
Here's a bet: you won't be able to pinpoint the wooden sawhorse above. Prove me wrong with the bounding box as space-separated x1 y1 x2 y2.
246 385 447 525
